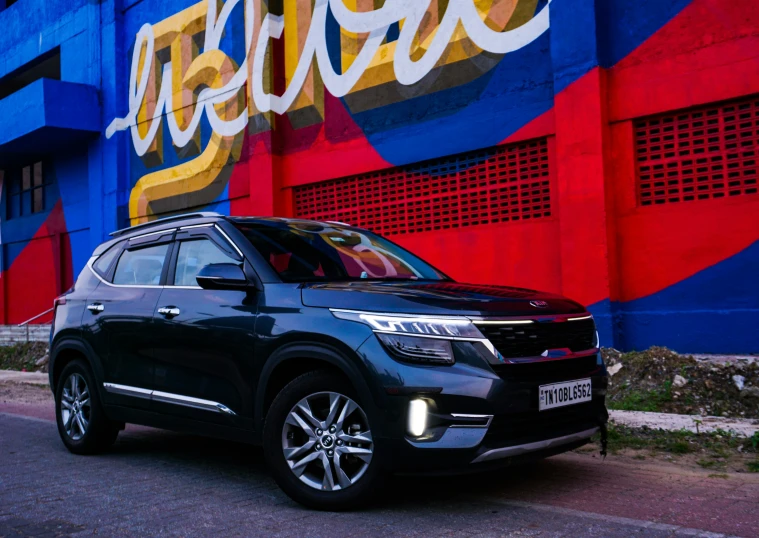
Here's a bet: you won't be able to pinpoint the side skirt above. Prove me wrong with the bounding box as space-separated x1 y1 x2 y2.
103 404 260 445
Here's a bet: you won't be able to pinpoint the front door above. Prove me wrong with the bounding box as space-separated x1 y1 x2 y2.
84 232 174 409
151 228 258 427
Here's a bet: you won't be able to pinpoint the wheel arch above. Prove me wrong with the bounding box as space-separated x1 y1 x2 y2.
50 337 103 394
255 341 382 436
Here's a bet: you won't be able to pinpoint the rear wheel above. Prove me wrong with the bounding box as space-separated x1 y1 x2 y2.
263 371 383 510
55 359 119 454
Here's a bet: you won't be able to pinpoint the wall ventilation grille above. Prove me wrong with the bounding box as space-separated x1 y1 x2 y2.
635 96 759 206
293 139 551 236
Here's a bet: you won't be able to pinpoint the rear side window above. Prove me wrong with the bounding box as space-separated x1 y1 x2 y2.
92 243 121 277
174 239 239 286
113 244 170 286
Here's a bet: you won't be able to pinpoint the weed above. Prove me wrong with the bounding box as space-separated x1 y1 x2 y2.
608 381 674 413
0 342 48 371
668 441 692 454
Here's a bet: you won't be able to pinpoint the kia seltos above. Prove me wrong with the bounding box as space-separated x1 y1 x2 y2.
50 212 608 510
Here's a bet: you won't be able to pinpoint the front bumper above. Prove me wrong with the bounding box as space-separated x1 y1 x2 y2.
357 337 609 472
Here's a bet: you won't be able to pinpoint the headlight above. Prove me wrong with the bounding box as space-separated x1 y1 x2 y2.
331 310 486 365
376 333 454 364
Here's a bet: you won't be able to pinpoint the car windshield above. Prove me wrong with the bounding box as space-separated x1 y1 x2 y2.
233 220 449 283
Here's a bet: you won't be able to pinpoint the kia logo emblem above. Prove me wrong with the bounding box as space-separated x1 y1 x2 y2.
530 300 548 308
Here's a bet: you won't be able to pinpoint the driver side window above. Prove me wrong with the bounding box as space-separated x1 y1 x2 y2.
174 239 239 287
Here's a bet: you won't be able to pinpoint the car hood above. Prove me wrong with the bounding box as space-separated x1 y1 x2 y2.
300 281 586 317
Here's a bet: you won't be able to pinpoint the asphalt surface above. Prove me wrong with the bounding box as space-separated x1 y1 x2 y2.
0 410 755 537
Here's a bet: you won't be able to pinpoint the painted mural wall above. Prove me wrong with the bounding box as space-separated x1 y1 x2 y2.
0 0 757 353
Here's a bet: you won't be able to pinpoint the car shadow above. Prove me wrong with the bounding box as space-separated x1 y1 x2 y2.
98 424 573 511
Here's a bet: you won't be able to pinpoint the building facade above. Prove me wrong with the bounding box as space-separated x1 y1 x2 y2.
0 0 757 352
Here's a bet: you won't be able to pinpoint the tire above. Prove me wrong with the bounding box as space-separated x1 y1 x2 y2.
55 359 120 455
263 370 384 510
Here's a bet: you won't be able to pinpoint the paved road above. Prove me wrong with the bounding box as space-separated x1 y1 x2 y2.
0 409 757 537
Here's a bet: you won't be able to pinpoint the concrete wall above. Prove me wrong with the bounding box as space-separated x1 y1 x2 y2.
0 0 757 353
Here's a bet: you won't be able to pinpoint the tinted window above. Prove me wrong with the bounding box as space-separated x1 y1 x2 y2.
233 220 448 283
174 239 239 286
113 244 169 286
93 243 122 277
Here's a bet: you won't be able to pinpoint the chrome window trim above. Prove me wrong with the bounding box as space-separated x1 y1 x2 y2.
103 383 236 415
130 228 177 241
471 427 599 463
214 224 244 258
87 260 164 289
179 223 214 230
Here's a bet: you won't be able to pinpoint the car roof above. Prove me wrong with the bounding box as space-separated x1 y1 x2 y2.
93 213 358 255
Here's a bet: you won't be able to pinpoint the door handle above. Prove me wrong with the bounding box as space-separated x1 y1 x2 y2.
158 306 180 317
87 303 104 313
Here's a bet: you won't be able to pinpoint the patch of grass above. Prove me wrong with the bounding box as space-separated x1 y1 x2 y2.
747 461 759 473
599 424 756 459
669 441 692 454
608 381 673 413
708 473 729 479
0 343 47 371
698 459 722 469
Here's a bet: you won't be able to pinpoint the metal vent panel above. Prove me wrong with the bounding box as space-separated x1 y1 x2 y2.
293 139 552 236
636 96 759 206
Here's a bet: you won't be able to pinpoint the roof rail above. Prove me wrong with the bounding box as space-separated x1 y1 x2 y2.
109 212 224 237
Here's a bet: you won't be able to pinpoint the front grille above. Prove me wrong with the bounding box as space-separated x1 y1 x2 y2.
478 317 596 359
491 355 600 383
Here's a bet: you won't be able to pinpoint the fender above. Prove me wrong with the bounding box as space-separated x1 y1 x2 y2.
49 337 104 395
254 342 386 436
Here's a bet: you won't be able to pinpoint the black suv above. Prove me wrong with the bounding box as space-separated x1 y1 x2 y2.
50 212 608 509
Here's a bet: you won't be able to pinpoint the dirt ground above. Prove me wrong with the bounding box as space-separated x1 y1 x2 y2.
578 436 758 475
603 347 759 418
0 381 51 405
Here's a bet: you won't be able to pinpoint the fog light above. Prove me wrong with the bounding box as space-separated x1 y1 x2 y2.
407 399 428 437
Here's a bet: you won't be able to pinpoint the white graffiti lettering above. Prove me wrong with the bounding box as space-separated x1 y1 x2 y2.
106 0 552 155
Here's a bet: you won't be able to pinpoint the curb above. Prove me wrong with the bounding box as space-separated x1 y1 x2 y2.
610 409 758 438
0 369 49 385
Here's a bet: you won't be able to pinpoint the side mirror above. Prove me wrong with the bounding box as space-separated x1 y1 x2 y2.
196 263 250 290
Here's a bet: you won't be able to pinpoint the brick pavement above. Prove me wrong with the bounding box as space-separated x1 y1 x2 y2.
1 406 757 537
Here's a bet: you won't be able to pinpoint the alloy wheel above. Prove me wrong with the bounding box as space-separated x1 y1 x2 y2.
282 391 373 491
60 373 91 441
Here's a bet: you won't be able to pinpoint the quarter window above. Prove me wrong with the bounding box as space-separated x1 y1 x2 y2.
93 243 122 277
112 244 169 286
174 239 239 287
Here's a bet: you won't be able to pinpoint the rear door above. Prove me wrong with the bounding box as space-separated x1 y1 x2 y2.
151 225 257 427
83 229 174 409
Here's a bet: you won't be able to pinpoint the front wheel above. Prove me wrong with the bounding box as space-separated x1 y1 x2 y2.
263 371 383 510
55 359 120 454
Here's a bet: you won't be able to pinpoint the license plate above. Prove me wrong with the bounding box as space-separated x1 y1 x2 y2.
539 378 592 411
